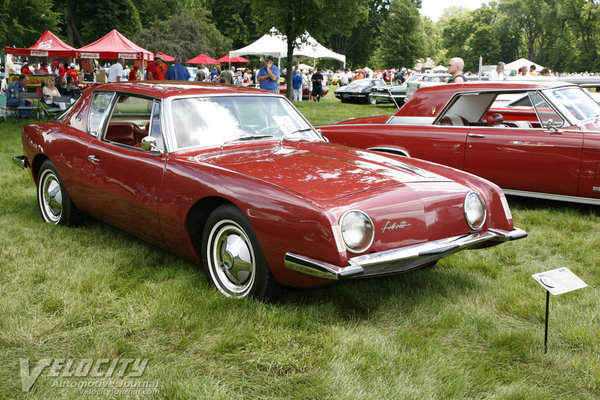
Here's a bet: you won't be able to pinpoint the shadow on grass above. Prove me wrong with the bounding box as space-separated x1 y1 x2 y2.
506 195 600 216
276 263 476 320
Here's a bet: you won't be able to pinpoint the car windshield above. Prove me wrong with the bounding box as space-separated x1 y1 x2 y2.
545 87 600 123
348 80 375 88
170 95 319 150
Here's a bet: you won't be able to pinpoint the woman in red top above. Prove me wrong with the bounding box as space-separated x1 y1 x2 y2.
129 66 139 80
21 63 33 74
66 64 78 83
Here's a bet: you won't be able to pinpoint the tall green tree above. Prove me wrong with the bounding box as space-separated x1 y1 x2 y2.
133 10 231 61
329 0 392 69
132 0 189 25
376 0 424 69
497 0 552 63
249 0 368 100
1 0 61 47
56 0 141 46
557 0 600 70
205 0 262 49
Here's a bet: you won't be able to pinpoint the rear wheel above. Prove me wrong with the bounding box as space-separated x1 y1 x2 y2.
37 160 81 226
202 204 281 300
368 95 377 105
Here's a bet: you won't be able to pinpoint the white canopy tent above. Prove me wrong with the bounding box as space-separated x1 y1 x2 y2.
432 65 448 72
229 28 288 60
229 27 346 67
505 58 544 72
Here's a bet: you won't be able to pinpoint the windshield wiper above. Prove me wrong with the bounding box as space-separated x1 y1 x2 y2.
220 135 274 148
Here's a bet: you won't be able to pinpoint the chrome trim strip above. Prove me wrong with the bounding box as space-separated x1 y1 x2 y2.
284 227 527 280
12 155 27 169
502 189 600 206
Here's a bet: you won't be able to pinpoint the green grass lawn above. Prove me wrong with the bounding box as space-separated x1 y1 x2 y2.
1 89 599 399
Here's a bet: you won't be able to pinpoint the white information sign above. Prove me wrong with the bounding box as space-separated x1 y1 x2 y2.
532 267 587 295
273 116 295 135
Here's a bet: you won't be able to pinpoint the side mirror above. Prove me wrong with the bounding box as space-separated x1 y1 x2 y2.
141 136 162 153
544 119 560 133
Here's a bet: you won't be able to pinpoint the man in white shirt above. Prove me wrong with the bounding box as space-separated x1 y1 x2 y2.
107 58 125 82
488 62 505 81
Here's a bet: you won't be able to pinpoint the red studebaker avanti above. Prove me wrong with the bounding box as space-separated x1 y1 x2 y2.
319 81 600 205
13 82 525 299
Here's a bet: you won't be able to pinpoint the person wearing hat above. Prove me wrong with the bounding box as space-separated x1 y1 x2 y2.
147 54 164 80
21 62 33 75
257 55 279 93
67 63 79 83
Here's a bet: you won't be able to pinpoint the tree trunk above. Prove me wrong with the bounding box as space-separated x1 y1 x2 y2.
286 37 294 101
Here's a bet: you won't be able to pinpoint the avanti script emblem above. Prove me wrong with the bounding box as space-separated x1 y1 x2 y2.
382 221 412 233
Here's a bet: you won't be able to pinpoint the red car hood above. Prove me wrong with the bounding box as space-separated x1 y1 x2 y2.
178 140 453 201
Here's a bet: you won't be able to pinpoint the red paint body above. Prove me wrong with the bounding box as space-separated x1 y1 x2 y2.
320 81 600 204
20 82 519 288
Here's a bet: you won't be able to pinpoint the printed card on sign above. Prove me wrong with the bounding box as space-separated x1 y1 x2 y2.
532 267 587 295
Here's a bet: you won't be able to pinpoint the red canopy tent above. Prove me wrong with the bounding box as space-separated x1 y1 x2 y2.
186 54 218 64
76 29 152 61
155 52 174 62
4 30 77 58
216 54 250 63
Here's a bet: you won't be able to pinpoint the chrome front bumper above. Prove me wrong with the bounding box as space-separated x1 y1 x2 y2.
284 227 527 280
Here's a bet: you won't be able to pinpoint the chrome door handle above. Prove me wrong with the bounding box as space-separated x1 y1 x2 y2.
468 133 486 138
87 155 100 164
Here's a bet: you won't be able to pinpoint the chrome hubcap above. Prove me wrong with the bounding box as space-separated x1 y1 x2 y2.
40 171 63 223
209 220 255 297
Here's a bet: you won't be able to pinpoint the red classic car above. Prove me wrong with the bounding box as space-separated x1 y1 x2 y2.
319 81 600 205
13 82 525 299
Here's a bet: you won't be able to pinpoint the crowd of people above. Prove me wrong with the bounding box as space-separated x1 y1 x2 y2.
7 51 600 118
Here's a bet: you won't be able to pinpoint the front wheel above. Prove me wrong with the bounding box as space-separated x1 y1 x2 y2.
202 204 281 300
37 160 81 226
368 95 377 105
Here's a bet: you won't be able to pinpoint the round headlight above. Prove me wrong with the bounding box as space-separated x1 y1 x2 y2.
464 191 486 230
340 210 374 254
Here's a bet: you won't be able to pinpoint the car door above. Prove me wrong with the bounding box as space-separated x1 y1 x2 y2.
463 92 583 197
82 92 166 244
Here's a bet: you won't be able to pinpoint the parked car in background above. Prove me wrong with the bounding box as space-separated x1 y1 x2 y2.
319 81 600 205
405 73 452 99
13 81 525 299
335 78 387 104
369 74 425 106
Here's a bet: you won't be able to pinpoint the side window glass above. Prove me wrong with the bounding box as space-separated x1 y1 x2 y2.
88 92 114 137
149 101 164 151
529 92 564 127
104 95 154 148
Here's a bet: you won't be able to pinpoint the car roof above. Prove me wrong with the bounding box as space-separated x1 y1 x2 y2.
93 81 273 99
397 80 579 117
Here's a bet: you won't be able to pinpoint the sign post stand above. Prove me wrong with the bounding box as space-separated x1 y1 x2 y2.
532 267 587 354
544 290 549 353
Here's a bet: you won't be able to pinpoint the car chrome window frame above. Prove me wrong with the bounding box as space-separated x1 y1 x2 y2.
87 91 116 137
162 93 321 152
528 90 567 128
148 99 167 153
